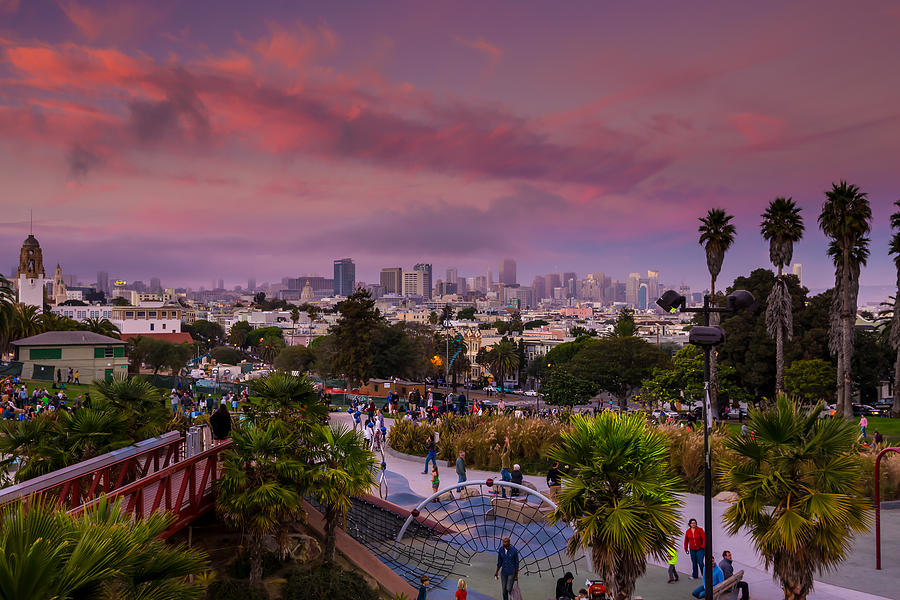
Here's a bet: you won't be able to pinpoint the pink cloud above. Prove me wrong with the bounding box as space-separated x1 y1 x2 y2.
731 112 786 146
56 0 168 42
452 35 503 59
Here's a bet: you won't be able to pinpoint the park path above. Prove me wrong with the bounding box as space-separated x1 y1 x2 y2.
332 412 897 600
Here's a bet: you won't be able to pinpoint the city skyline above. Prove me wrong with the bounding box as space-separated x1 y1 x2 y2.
1 1 899 292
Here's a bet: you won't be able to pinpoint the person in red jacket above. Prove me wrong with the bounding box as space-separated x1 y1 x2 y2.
683 518 706 579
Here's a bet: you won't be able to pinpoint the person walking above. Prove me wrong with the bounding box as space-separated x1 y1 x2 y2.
684 518 706 579
423 435 437 474
73 370 79 384
667 545 679 583
210 402 232 442
67 367 73 383
431 465 440 495
455 578 467 600
456 451 467 492
860 414 868 440
510 464 523 496
493 537 519 600
718 550 749 599
546 461 562 488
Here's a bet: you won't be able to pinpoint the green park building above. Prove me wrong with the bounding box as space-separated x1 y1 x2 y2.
11 331 129 382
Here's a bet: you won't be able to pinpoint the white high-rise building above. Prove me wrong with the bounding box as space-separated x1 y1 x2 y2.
792 263 802 286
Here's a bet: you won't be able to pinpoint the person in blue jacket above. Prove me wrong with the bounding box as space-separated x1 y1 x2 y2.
691 563 724 598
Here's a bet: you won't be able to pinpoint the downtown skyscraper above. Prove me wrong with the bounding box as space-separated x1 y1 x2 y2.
333 258 356 296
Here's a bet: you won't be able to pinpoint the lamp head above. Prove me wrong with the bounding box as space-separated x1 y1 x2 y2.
689 326 725 347
726 290 757 313
656 290 686 313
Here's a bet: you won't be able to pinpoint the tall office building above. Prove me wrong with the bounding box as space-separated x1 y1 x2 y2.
380 267 403 294
532 275 546 302
647 270 660 303
626 272 641 306
414 263 432 300
247 278 256 291
333 258 356 296
499 258 517 285
217 278 224 290
474 275 487 293
150 277 161 292
544 273 561 292
445 267 458 285
563 272 577 298
792 263 802 286
401 269 425 297
97 271 109 296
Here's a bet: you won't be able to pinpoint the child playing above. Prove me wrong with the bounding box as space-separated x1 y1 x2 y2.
667 545 679 583
576 589 589 600
431 466 440 494
417 575 429 600
456 578 467 600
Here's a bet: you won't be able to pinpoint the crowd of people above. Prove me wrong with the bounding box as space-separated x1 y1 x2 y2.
0 377 93 418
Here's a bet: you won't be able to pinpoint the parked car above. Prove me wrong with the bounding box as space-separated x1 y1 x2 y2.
524 390 538 397
725 408 748 420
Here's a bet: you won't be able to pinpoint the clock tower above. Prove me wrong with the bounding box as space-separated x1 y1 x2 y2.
16 234 45 310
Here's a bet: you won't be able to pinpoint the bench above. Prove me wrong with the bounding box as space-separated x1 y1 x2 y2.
712 569 744 600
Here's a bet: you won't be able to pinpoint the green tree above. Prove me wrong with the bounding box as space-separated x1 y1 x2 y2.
228 321 253 347
850 329 891 404
309 424 376 564
819 181 872 418
329 289 386 386
273 345 313 373
246 372 327 428
549 412 682 600
216 421 308 587
94 374 170 441
185 319 224 351
761 197 805 393
784 359 836 404
524 319 549 330
717 397 869 600
698 208 737 417
543 366 597 406
482 338 520 394
457 306 477 320
507 311 524 335
640 345 746 410
253 292 266 305
0 495 208 599
210 345 244 365
569 326 598 338
568 337 669 409
611 307 637 338
111 296 130 306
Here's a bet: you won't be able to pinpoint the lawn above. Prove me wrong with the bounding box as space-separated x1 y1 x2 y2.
727 416 900 443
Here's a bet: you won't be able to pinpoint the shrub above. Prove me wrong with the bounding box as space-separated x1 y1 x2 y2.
282 565 379 600
206 578 269 600
859 451 900 501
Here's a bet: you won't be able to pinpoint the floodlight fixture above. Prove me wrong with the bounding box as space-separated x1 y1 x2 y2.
689 326 725 347
726 290 757 313
656 290 686 313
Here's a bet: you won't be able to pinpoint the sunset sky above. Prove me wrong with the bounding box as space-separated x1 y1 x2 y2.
1 0 899 294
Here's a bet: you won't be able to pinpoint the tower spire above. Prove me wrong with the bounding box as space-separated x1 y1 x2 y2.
29 209 32 235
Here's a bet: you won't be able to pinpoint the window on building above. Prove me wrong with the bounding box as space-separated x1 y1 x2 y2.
150 323 154 331
113 347 125 358
149 311 157 318
94 347 118 358
125 311 134 318
137 311 145 318
30 348 62 360
162 324 166 330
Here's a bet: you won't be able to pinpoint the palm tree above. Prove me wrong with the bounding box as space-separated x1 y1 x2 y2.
698 208 737 415
820 182 872 418
717 397 869 600
81 316 122 338
548 412 682 600
760 197 805 393
889 201 900 418
247 372 327 428
309 424 377 565
216 420 309 587
484 338 520 395
0 495 208 599
38 312 80 332
8 303 43 342
93 374 170 441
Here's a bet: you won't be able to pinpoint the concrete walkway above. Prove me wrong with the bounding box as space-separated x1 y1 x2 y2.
333 412 898 600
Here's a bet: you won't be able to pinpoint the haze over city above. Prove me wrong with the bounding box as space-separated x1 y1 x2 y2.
1 0 899 296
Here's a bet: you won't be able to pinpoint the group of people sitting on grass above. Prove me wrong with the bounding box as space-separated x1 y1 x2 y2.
0 378 92 419
169 386 247 420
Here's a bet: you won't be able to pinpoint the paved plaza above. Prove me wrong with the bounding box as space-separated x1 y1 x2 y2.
335 412 899 600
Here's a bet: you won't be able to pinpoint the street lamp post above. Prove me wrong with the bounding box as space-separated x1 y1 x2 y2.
657 289 756 598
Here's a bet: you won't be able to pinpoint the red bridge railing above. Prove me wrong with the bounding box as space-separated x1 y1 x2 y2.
70 440 232 538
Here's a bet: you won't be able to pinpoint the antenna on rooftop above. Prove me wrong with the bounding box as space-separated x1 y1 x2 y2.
29 209 32 235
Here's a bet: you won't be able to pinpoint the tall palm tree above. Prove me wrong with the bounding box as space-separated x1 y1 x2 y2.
93 374 170 441
309 424 377 565
0 276 15 356
8 303 43 342
247 372 327 427
827 239 869 416
216 420 309 586
81 316 122 338
889 200 900 418
717 397 869 600
0 495 208 599
548 412 682 600
820 182 872 418
698 208 737 415
38 311 81 332
485 338 520 395
760 197 805 393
